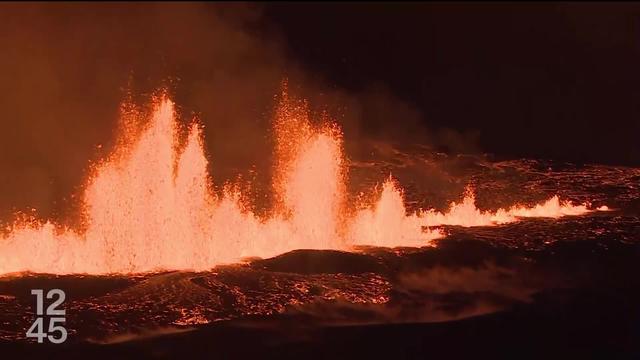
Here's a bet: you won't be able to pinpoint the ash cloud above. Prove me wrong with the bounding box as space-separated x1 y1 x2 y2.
0 3 474 223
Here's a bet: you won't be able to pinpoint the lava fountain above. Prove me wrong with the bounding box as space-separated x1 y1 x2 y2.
0 90 599 275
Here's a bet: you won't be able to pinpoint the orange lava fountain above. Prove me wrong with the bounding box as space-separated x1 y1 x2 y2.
0 92 599 275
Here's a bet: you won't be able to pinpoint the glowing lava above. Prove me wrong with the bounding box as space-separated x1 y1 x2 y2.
0 92 598 275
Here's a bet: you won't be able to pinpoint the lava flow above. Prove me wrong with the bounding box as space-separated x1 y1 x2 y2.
0 91 600 275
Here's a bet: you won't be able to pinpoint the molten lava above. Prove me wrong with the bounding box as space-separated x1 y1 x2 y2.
0 92 599 275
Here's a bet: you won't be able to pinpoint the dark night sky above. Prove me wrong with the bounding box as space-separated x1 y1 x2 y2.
264 3 640 166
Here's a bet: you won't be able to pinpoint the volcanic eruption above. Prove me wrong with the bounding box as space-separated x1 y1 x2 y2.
0 88 601 275
1 4 639 358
